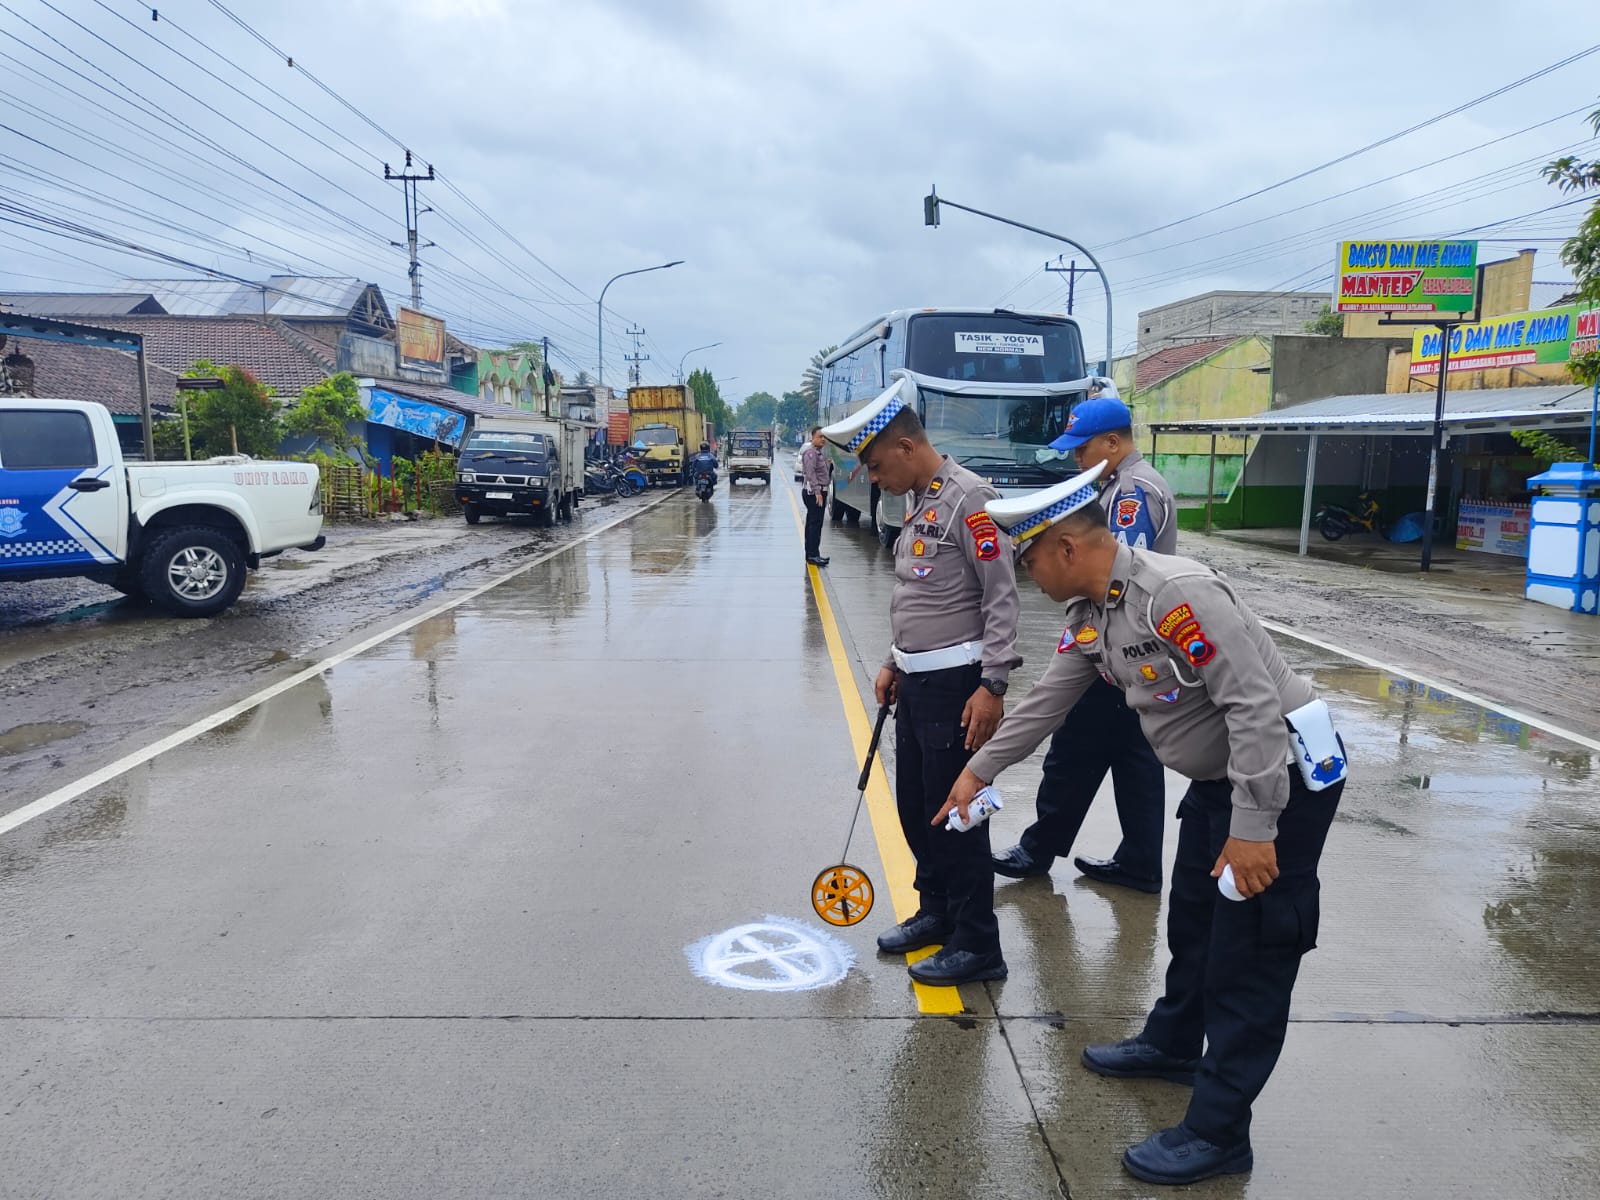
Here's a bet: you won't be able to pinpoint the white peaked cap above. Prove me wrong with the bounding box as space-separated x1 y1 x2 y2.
985 460 1108 549
819 372 916 455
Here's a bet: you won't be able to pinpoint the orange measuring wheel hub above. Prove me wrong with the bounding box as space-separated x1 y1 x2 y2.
811 863 875 927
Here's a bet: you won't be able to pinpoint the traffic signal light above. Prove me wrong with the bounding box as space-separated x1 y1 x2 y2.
923 190 940 227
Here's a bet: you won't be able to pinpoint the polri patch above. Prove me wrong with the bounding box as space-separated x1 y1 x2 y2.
923 507 939 523
964 511 1001 561
1181 632 1216 667
912 539 926 557
1115 496 1142 528
1074 625 1099 646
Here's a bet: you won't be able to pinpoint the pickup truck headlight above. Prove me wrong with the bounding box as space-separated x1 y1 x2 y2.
458 472 476 483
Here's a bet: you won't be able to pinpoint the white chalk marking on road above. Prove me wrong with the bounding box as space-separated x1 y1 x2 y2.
1260 619 1600 755
688 916 854 993
0 494 676 839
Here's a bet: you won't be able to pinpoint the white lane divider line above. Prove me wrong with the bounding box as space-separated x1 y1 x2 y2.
0 493 676 839
1261 619 1600 755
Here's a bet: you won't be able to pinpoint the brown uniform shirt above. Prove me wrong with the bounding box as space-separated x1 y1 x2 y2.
969 542 1315 839
884 457 1022 683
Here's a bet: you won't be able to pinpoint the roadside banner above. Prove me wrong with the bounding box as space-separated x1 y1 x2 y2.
1410 305 1583 377
1335 239 1478 315
397 307 447 372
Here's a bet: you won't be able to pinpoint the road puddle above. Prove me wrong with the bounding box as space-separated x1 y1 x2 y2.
0 720 87 758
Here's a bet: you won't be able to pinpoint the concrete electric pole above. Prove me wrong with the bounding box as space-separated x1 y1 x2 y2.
384 151 435 309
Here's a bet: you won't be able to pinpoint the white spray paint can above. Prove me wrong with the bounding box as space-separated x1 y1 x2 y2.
1218 864 1247 902
947 786 1003 833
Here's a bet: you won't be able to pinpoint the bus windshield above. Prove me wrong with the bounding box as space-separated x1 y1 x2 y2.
906 313 1085 384
917 385 1081 484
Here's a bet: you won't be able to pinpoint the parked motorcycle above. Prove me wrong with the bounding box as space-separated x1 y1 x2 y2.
1314 491 1382 541
694 469 716 502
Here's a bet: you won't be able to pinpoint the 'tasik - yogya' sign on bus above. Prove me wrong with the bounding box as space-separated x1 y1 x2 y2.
1335 240 1478 315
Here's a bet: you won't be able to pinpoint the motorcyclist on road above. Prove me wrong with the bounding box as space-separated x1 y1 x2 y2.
688 442 719 486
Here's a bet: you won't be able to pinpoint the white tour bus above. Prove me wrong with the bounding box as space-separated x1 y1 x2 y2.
818 308 1098 544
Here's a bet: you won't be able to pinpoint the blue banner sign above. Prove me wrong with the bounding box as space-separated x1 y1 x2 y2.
365 387 465 446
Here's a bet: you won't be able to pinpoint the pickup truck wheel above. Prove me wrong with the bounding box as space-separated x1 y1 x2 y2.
463 503 482 525
140 525 245 617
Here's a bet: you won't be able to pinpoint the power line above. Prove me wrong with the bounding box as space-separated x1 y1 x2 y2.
1101 42 1600 250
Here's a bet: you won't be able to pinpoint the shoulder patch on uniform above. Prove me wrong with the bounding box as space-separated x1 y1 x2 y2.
964 511 1001 561
922 507 939 523
1114 495 1143 528
928 478 943 494
1074 624 1099 646
1180 631 1215 667
1157 604 1194 639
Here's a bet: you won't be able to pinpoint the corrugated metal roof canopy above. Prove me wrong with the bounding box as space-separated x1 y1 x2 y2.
1150 384 1596 437
121 276 372 319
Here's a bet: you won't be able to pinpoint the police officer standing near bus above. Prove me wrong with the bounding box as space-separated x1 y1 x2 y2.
993 390 1177 893
938 463 1346 1185
821 373 1021 986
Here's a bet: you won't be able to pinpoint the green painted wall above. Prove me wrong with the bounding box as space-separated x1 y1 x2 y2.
1178 482 1432 530
1133 335 1270 495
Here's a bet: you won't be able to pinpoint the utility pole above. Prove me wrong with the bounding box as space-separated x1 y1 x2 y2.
384 151 435 309
625 325 648 386
1044 256 1095 316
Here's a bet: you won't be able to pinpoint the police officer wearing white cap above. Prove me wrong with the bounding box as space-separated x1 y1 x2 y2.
994 394 1177 893
820 373 1021 986
935 466 1346 1187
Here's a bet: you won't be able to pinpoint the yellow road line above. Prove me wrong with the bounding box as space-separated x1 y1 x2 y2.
784 486 964 1015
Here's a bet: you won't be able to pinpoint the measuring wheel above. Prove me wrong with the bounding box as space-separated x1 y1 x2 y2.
811 863 875 927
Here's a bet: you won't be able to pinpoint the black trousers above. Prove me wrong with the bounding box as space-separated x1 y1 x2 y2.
802 490 826 558
894 664 1000 956
1018 677 1166 884
1140 770 1342 1147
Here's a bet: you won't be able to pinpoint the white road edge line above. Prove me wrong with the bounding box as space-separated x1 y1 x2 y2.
1260 619 1600 755
0 493 675 839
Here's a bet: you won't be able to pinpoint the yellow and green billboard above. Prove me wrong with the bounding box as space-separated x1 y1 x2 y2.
1335 239 1478 315
1410 304 1599 377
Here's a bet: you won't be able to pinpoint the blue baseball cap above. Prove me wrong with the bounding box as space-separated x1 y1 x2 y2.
1046 396 1133 452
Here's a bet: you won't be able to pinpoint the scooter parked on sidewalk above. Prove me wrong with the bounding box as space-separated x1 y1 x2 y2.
1314 491 1382 541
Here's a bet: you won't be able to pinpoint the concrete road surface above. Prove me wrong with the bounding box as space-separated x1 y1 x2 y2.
2 480 1596 1199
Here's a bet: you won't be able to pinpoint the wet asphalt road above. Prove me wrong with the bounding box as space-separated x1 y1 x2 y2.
2 481 1598 1198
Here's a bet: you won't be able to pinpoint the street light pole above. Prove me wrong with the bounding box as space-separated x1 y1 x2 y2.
597 260 683 388
924 186 1114 376
677 342 722 384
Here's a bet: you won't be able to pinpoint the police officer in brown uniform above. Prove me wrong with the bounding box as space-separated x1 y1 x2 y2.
938 462 1347 1186
821 374 1021 986
994 393 1177 892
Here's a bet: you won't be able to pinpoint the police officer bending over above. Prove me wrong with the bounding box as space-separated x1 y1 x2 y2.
821 373 1021 986
994 393 1176 893
938 462 1346 1187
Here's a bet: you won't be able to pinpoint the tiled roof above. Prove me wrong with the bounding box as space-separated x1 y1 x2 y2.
1134 338 1243 391
79 315 335 398
15 338 179 416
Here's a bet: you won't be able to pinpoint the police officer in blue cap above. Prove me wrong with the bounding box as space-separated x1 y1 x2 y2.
991 391 1179 893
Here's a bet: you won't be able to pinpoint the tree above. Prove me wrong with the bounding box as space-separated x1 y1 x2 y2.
688 367 731 438
575 370 592 386
776 391 814 443
1303 304 1344 337
182 361 281 457
1545 106 1600 384
800 344 836 407
736 390 778 428
283 372 366 458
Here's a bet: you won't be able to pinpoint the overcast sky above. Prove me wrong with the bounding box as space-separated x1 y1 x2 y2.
2 0 1598 399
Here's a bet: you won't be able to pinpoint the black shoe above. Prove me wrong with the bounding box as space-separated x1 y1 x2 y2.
876 912 951 955
992 844 1052 879
805 556 829 566
907 945 1007 985
1081 1037 1199 1084
1073 856 1162 894
1122 1124 1252 1186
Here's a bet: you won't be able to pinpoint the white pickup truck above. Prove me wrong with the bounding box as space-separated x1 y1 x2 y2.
0 399 325 616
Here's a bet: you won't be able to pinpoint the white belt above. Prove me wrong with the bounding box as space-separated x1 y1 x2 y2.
892 640 984 674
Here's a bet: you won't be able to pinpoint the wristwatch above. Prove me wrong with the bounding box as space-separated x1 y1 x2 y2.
979 677 1008 697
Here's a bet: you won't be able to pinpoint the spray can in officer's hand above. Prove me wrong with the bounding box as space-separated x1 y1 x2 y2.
947 786 1003 833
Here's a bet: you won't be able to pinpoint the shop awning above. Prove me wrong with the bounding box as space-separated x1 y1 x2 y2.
1150 384 1594 437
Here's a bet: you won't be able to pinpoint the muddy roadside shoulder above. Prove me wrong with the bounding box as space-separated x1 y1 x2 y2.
1178 533 1600 744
